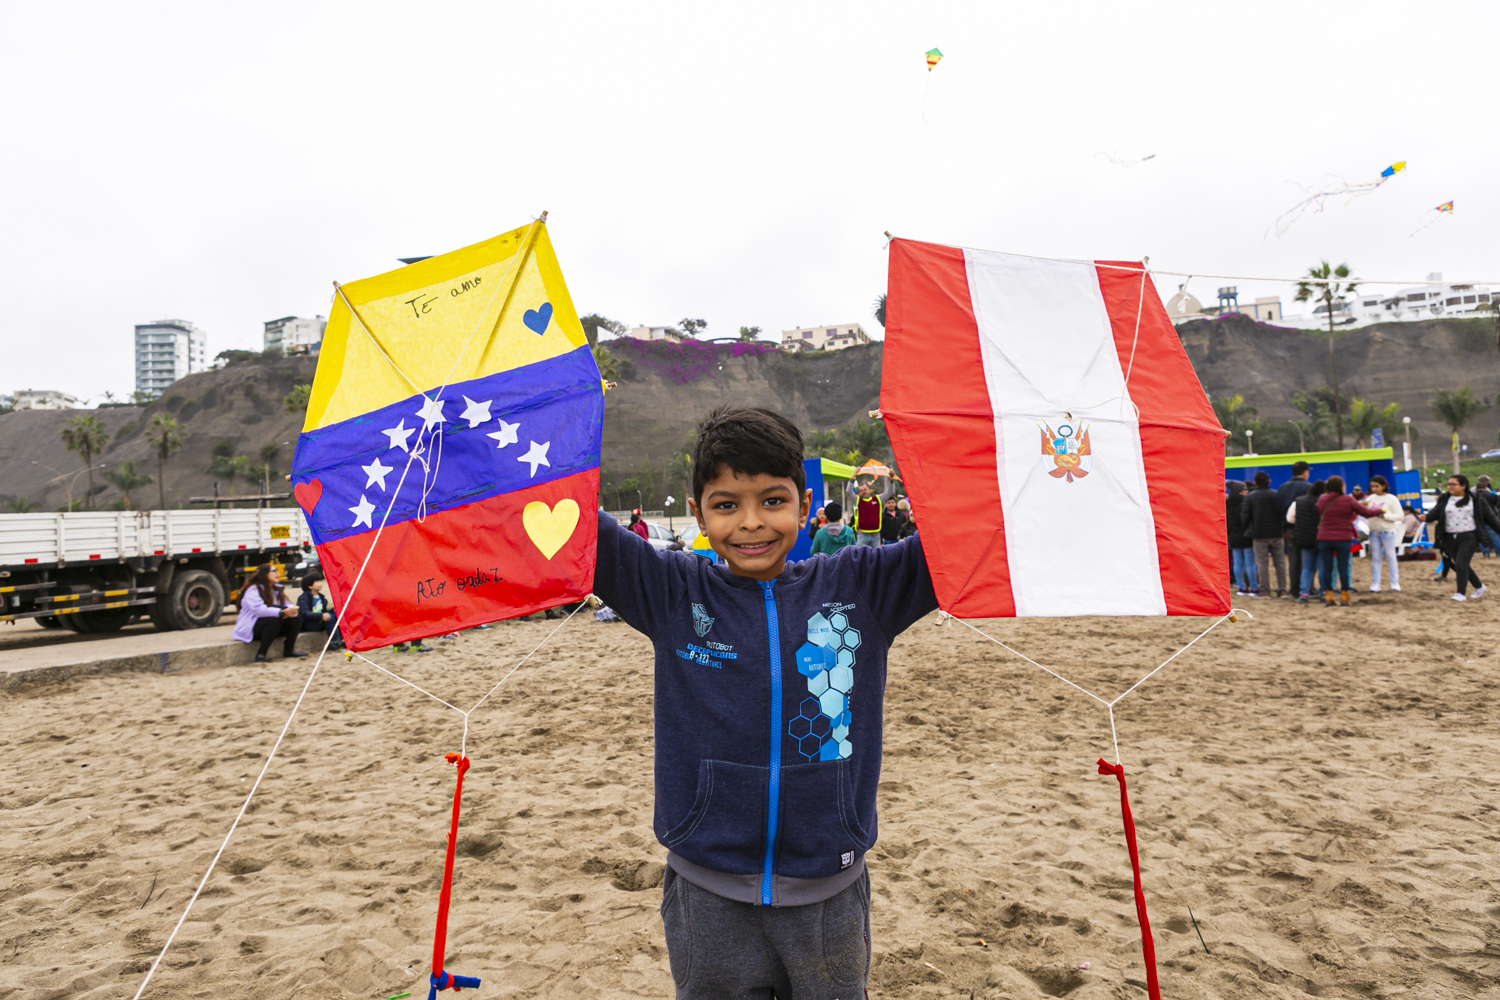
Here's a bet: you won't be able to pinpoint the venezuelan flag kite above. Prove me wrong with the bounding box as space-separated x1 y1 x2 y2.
291 221 602 650
882 238 1229 618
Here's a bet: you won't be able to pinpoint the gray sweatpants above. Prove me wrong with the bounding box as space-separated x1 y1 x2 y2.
1253 537 1287 593
660 866 870 999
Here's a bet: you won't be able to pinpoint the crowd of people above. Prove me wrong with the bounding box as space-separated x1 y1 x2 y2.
804 481 917 554
1227 460 1500 604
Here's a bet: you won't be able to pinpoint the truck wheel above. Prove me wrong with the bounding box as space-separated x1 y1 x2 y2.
35 616 62 629
167 570 225 629
149 598 179 632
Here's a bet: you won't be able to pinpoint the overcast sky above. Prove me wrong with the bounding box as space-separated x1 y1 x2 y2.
4 1 1497 403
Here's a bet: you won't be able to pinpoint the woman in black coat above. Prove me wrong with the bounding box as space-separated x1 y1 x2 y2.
1423 473 1500 601
1288 480 1326 601
1225 481 1256 594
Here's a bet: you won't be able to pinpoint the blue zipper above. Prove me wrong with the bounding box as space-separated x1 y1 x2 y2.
759 579 781 906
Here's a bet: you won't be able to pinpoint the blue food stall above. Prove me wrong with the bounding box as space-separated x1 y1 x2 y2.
1224 447 1396 493
787 457 856 563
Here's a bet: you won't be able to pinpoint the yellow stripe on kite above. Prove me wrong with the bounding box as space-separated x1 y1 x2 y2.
306 222 589 431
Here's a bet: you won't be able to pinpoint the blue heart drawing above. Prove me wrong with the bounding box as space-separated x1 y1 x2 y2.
523 302 553 335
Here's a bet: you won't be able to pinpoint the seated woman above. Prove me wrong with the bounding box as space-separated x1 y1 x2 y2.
233 563 309 662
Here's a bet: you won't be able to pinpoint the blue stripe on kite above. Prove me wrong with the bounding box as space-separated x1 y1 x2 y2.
292 345 601 545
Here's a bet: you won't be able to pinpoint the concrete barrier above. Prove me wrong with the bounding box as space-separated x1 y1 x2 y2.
0 629 333 691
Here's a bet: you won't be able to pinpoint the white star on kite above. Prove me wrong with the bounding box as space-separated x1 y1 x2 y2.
383 419 414 453
415 395 446 429
486 419 520 449
349 494 376 529
459 396 492 428
517 440 551 477
362 458 394 491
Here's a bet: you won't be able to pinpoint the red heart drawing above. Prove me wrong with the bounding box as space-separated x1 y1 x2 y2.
293 479 323 515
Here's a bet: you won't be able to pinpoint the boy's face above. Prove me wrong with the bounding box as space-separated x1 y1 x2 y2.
688 467 811 581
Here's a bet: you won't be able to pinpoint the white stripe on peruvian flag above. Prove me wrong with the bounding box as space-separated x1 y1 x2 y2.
883 239 1229 618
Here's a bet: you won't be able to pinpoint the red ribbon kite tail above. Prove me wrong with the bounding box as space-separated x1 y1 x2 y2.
1097 758 1161 1000
429 753 481 998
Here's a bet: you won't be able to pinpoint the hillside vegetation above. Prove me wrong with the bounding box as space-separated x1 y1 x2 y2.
3 315 1498 512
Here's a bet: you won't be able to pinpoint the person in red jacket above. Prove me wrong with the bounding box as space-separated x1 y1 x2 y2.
1315 476 1382 606
628 510 650 541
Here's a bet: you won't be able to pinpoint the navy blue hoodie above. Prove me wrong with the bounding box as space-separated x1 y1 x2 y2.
593 511 937 904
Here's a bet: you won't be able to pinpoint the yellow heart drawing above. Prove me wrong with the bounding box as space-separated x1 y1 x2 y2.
522 498 580 560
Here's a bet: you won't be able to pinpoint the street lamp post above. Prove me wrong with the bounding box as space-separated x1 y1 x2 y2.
1245 429 1255 457
1402 416 1412 471
32 461 105 511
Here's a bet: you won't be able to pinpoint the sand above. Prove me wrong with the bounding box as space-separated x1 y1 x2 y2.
3 555 1499 1000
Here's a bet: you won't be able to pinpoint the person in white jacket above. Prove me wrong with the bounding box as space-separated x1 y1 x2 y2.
1364 475 1404 592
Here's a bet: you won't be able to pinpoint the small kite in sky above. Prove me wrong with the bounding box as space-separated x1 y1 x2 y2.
1271 160 1406 237
925 47 943 71
1409 200 1454 239
1097 150 1157 167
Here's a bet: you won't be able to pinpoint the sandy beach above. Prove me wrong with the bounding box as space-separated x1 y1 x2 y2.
4 555 1499 999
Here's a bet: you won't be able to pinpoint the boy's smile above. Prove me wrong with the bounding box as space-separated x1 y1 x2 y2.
689 469 812 581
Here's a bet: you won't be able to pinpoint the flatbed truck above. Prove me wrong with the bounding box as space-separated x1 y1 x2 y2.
0 509 313 633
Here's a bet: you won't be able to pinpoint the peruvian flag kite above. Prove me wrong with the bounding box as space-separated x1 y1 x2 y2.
883 238 1229 618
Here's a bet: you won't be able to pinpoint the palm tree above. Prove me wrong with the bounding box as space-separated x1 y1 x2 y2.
103 462 154 510
1211 395 1258 455
60 413 110 508
738 326 762 341
147 413 185 509
872 293 886 329
1294 262 1358 448
592 345 621 381
207 454 251 496
838 417 890 462
1429 387 1490 474
284 384 312 413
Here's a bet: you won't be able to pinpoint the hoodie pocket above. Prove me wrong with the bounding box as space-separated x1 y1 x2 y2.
662 759 768 862
775 758 871 878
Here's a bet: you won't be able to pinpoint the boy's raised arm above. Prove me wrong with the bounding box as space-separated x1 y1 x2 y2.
592 510 687 638
854 534 939 640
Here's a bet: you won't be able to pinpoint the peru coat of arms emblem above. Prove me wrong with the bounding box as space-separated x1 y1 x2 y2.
1040 422 1092 482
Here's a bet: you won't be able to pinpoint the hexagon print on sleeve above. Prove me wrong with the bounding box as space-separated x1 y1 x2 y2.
789 609 857 760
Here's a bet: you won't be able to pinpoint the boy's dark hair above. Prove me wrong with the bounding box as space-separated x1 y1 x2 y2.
1292 460 1310 476
691 406 805 502
824 501 843 521
302 573 323 589
1253 470 1271 487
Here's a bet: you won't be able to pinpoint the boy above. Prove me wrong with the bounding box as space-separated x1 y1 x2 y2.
809 501 855 555
297 573 343 649
594 406 937 998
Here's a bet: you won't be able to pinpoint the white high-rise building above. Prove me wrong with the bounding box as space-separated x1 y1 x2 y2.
264 315 326 354
135 319 207 398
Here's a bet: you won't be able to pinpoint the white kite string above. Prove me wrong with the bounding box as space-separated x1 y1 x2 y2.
344 598 589 758
133 217 552 1000
947 609 1251 765
130 440 430 1000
